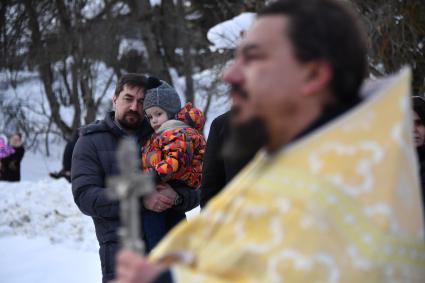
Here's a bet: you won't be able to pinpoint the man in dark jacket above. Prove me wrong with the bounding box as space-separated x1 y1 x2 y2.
0 133 25 182
71 74 200 283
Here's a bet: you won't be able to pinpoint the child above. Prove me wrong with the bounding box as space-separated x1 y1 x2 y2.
141 81 206 251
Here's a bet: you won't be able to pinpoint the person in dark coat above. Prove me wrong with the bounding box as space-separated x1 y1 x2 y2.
71 74 200 283
200 112 245 207
412 96 425 211
49 130 79 182
0 133 25 182
200 108 264 208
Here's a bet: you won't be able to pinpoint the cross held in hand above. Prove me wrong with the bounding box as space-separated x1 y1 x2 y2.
107 137 154 255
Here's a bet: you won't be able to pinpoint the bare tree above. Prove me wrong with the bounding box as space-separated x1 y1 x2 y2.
127 0 172 83
0 0 255 148
352 0 425 95
176 0 194 103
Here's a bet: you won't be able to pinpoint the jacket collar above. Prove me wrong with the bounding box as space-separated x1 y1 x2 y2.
80 111 153 144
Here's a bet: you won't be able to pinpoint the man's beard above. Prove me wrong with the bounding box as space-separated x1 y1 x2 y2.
117 111 142 130
222 116 268 163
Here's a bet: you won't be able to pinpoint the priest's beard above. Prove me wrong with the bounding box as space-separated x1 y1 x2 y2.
222 116 267 163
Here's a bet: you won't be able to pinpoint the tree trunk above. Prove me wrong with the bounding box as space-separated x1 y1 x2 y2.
177 0 194 104
133 0 171 82
56 0 98 125
24 0 72 138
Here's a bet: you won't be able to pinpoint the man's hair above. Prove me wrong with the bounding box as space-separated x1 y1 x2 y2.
114 73 161 97
259 0 368 107
413 96 425 123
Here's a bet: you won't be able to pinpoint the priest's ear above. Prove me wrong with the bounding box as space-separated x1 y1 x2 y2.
112 95 117 109
300 60 333 97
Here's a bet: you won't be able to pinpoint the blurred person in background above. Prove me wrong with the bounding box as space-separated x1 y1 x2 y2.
0 135 15 180
200 111 263 207
49 130 79 183
412 95 425 208
0 133 25 182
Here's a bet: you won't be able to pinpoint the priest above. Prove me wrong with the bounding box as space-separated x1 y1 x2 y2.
115 0 425 282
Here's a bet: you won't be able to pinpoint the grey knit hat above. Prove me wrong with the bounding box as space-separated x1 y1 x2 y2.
143 81 181 118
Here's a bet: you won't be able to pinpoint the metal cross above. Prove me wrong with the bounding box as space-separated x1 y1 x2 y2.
107 137 154 255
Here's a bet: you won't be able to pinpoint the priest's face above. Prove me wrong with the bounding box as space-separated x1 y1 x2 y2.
112 84 145 131
222 16 309 152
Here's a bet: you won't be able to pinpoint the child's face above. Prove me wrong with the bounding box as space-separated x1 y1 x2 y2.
146 106 169 130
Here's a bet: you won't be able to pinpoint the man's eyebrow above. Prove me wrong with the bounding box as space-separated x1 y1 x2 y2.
238 43 261 56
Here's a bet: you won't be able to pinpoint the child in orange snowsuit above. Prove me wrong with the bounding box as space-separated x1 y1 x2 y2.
141 81 206 251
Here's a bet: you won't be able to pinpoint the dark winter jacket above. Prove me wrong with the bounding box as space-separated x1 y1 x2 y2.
71 111 200 282
200 111 258 208
416 146 425 216
0 145 25 182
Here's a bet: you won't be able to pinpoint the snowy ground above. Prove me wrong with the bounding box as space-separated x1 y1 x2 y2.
0 148 102 283
0 149 200 282
0 236 100 283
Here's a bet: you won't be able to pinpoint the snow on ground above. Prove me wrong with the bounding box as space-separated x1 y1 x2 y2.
20 146 63 182
0 173 101 282
1 148 200 282
0 179 98 251
0 236 101 283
